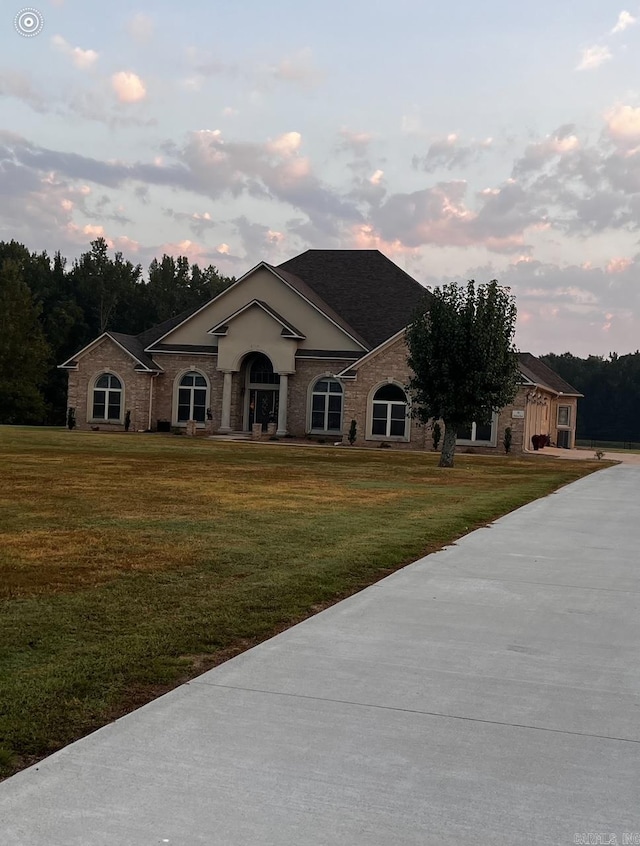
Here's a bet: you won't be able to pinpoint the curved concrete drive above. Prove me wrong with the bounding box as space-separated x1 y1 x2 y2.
2 464 639 845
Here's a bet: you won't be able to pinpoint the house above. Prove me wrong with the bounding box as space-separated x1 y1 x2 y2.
60 250 581 453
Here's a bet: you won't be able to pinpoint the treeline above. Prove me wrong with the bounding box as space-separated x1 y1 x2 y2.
0 238 234 426
541 352 640 443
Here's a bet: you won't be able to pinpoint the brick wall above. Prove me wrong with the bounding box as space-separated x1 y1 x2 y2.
342 336 428 450
66 338 544 454
67 338 153 432
67 344 224 434
151 353 220 433
288 359 357 437
341 337 533 455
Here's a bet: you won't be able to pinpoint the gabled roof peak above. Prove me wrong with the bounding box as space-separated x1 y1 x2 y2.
277 249 427 348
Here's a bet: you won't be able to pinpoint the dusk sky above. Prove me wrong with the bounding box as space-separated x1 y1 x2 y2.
2 1 640 355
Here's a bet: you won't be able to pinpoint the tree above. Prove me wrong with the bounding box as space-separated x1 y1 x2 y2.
406 280 519 468
0 259 51 424
70 238 143 335
541 351 640 443
0 237 236 425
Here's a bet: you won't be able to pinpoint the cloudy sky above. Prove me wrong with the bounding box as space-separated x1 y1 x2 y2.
2 1 640 355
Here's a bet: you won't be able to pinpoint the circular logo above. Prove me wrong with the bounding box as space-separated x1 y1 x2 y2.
14 7 44 37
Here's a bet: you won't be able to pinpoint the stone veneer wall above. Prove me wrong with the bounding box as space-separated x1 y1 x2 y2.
341 336 428 451
67 338 154 432
66 338 561 455
67 344 224 434
287 358 359 437
150 353 220 433
341 336 533 455
454 388 527 456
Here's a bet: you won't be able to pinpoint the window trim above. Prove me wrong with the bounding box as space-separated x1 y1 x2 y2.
172 368 210 427
557 404 571 428
456 413 498 447
366 380 410 442
307 376 344 434
89 371 124 424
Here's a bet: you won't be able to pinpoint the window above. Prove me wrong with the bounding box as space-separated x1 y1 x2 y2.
558 405 571 427
456 415 497 445
249 353 280 385
92 373 122 421
177 372 207 422
371 384 408 438
311 379 343 432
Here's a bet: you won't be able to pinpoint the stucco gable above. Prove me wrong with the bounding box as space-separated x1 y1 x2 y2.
209 300 306 339
148 263 366 353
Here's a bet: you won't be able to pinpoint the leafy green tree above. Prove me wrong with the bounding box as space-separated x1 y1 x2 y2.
406 280 519 467
0 259 51 424
70 238 143 335
146 256 233 324
0 237 235 425
541 351 640 443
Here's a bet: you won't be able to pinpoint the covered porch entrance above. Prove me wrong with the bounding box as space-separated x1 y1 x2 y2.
244 353 280 432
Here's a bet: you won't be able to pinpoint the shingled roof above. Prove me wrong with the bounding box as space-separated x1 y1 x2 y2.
517 352 582 396
277 250 428 349
107 332 160 370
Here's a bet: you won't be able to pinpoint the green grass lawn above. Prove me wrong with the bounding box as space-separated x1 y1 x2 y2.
0 426 606 777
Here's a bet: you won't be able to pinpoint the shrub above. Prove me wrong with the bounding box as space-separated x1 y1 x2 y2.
432 421 441 451
66 408 76 430
503 426 512 454
348 419 357 445
124 410 131 432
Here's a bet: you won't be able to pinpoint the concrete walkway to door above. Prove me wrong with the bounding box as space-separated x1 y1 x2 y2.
1 465 639 845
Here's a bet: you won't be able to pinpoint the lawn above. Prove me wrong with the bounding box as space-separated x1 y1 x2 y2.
0 427 606 778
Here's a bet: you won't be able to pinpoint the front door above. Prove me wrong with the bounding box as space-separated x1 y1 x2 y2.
249 389 279 431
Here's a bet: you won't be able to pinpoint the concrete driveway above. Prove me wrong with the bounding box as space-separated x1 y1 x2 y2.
1 464 639 845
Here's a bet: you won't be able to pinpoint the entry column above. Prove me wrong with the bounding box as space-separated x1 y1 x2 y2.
276 373 289 436
219 370 233 433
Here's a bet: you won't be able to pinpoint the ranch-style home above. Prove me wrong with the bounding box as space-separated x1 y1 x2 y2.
60 250 581 453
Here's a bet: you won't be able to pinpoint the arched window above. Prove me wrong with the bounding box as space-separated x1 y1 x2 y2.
177 372 207 422
92 373 122 421
371 383 408 438
311 379 343 432
249 353 280 385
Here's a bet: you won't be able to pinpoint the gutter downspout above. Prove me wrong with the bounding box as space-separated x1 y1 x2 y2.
148 373 157 431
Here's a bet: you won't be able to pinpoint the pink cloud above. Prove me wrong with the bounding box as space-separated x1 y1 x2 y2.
111 71 147 103
349 223 420 260
605 104 640 146
158 239 213 265
606 256 632 274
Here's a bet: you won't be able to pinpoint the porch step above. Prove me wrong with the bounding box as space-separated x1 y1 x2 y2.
208 431 252 441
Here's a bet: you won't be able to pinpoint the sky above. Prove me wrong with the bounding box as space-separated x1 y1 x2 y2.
2 1 640 356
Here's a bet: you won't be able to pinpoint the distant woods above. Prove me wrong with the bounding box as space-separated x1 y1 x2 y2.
0 238 234 425
541 352 640 443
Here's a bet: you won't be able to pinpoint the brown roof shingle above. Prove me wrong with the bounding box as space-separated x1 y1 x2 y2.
517 352 582 396
277 250 428 348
